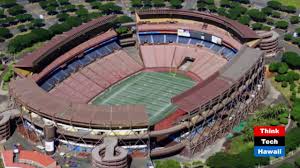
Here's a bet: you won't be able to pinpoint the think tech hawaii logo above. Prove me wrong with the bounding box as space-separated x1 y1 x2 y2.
254 126 285 157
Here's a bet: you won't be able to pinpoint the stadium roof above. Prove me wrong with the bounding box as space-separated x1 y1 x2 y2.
172 45 263 112
15 15 116 69
220 46 264 82
9 78 148 128
33 30 117 82
136 9 259 41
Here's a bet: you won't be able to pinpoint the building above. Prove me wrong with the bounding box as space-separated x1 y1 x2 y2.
7 9 265 158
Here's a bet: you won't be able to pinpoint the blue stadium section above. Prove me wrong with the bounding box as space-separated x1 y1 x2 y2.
202 41 213 48
211 44 222 52
138 33 237 60
177 36 190 44
39 40 121 92
165 34 177 43
139 34 152 43
189 38 203 45
152 34 164 43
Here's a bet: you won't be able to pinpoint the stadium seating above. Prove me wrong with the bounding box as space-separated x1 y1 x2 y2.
140 44 227 80
165 34 177 43
50 50 143 103
138 33 237 60
177 36 190 44
39 41 120 92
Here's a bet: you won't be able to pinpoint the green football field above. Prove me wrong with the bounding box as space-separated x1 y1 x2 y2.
92 72 196 125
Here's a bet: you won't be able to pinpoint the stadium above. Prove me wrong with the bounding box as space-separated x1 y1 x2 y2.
6 9 264 158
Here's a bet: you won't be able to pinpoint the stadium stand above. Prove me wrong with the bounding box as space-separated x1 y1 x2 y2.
15 15 116 72
50 50 143 103
38 31 120 92
140 44 227 80
138 33 237 59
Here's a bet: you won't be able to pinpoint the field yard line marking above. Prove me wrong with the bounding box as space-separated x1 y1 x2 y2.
100 73 146 104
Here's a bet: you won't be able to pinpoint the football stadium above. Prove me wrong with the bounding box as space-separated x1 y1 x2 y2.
4 9 265 159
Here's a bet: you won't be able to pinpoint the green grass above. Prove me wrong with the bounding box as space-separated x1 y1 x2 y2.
92 72 196 125
275 0 300 8
227 136 254 154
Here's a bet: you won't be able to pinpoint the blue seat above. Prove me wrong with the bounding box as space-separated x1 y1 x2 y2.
95 47 111 58
177 36 190 44
52 70 67 82
40 82 53 91
139 35 152 44
106 42 120 50
165 34 177 43
202 41 213 48
211 44 222 52
152 34 164 43
67 60 81 72
47 76 58 85
80 56 93 66
63 67 73 75
189 38 202 45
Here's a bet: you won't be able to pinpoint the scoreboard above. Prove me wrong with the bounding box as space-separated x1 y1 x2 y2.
254 126 285 157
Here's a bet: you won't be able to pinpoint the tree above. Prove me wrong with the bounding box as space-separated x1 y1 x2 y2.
206 149 269 168
281 5 296 13
238 15 251 25
99 2 122 14
284 34 293 41
0 9 5 18
287 71 300 81
290 16 299 24
267 0 282 10
285 127 300 153
131 0 143 8
261 7 273 16
252 22 263 30
247 9 266 22
278 162 295 168
275 74 287 82
57 13 69 22
17 24 27 32
282 52 300 68
143 0 152 8
270 119 280 126
217 7 227 16
2 70 13 82
152 0 165 7
220 0 231 8
7 28 52 53
278 63 289 74
291 100 300 124
197 2 206 11
90 1 102 9
7 4 25 16
170 0 182 9
295 157 300 167
282 81 288 88
228 7 247 20
269 62 280 72
272 11 281 18
275 20 289 30
0 27 12 39
115 15 133 24
75 7 88 18
0 0 16 8
267 18 274 25
16 14 33 22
